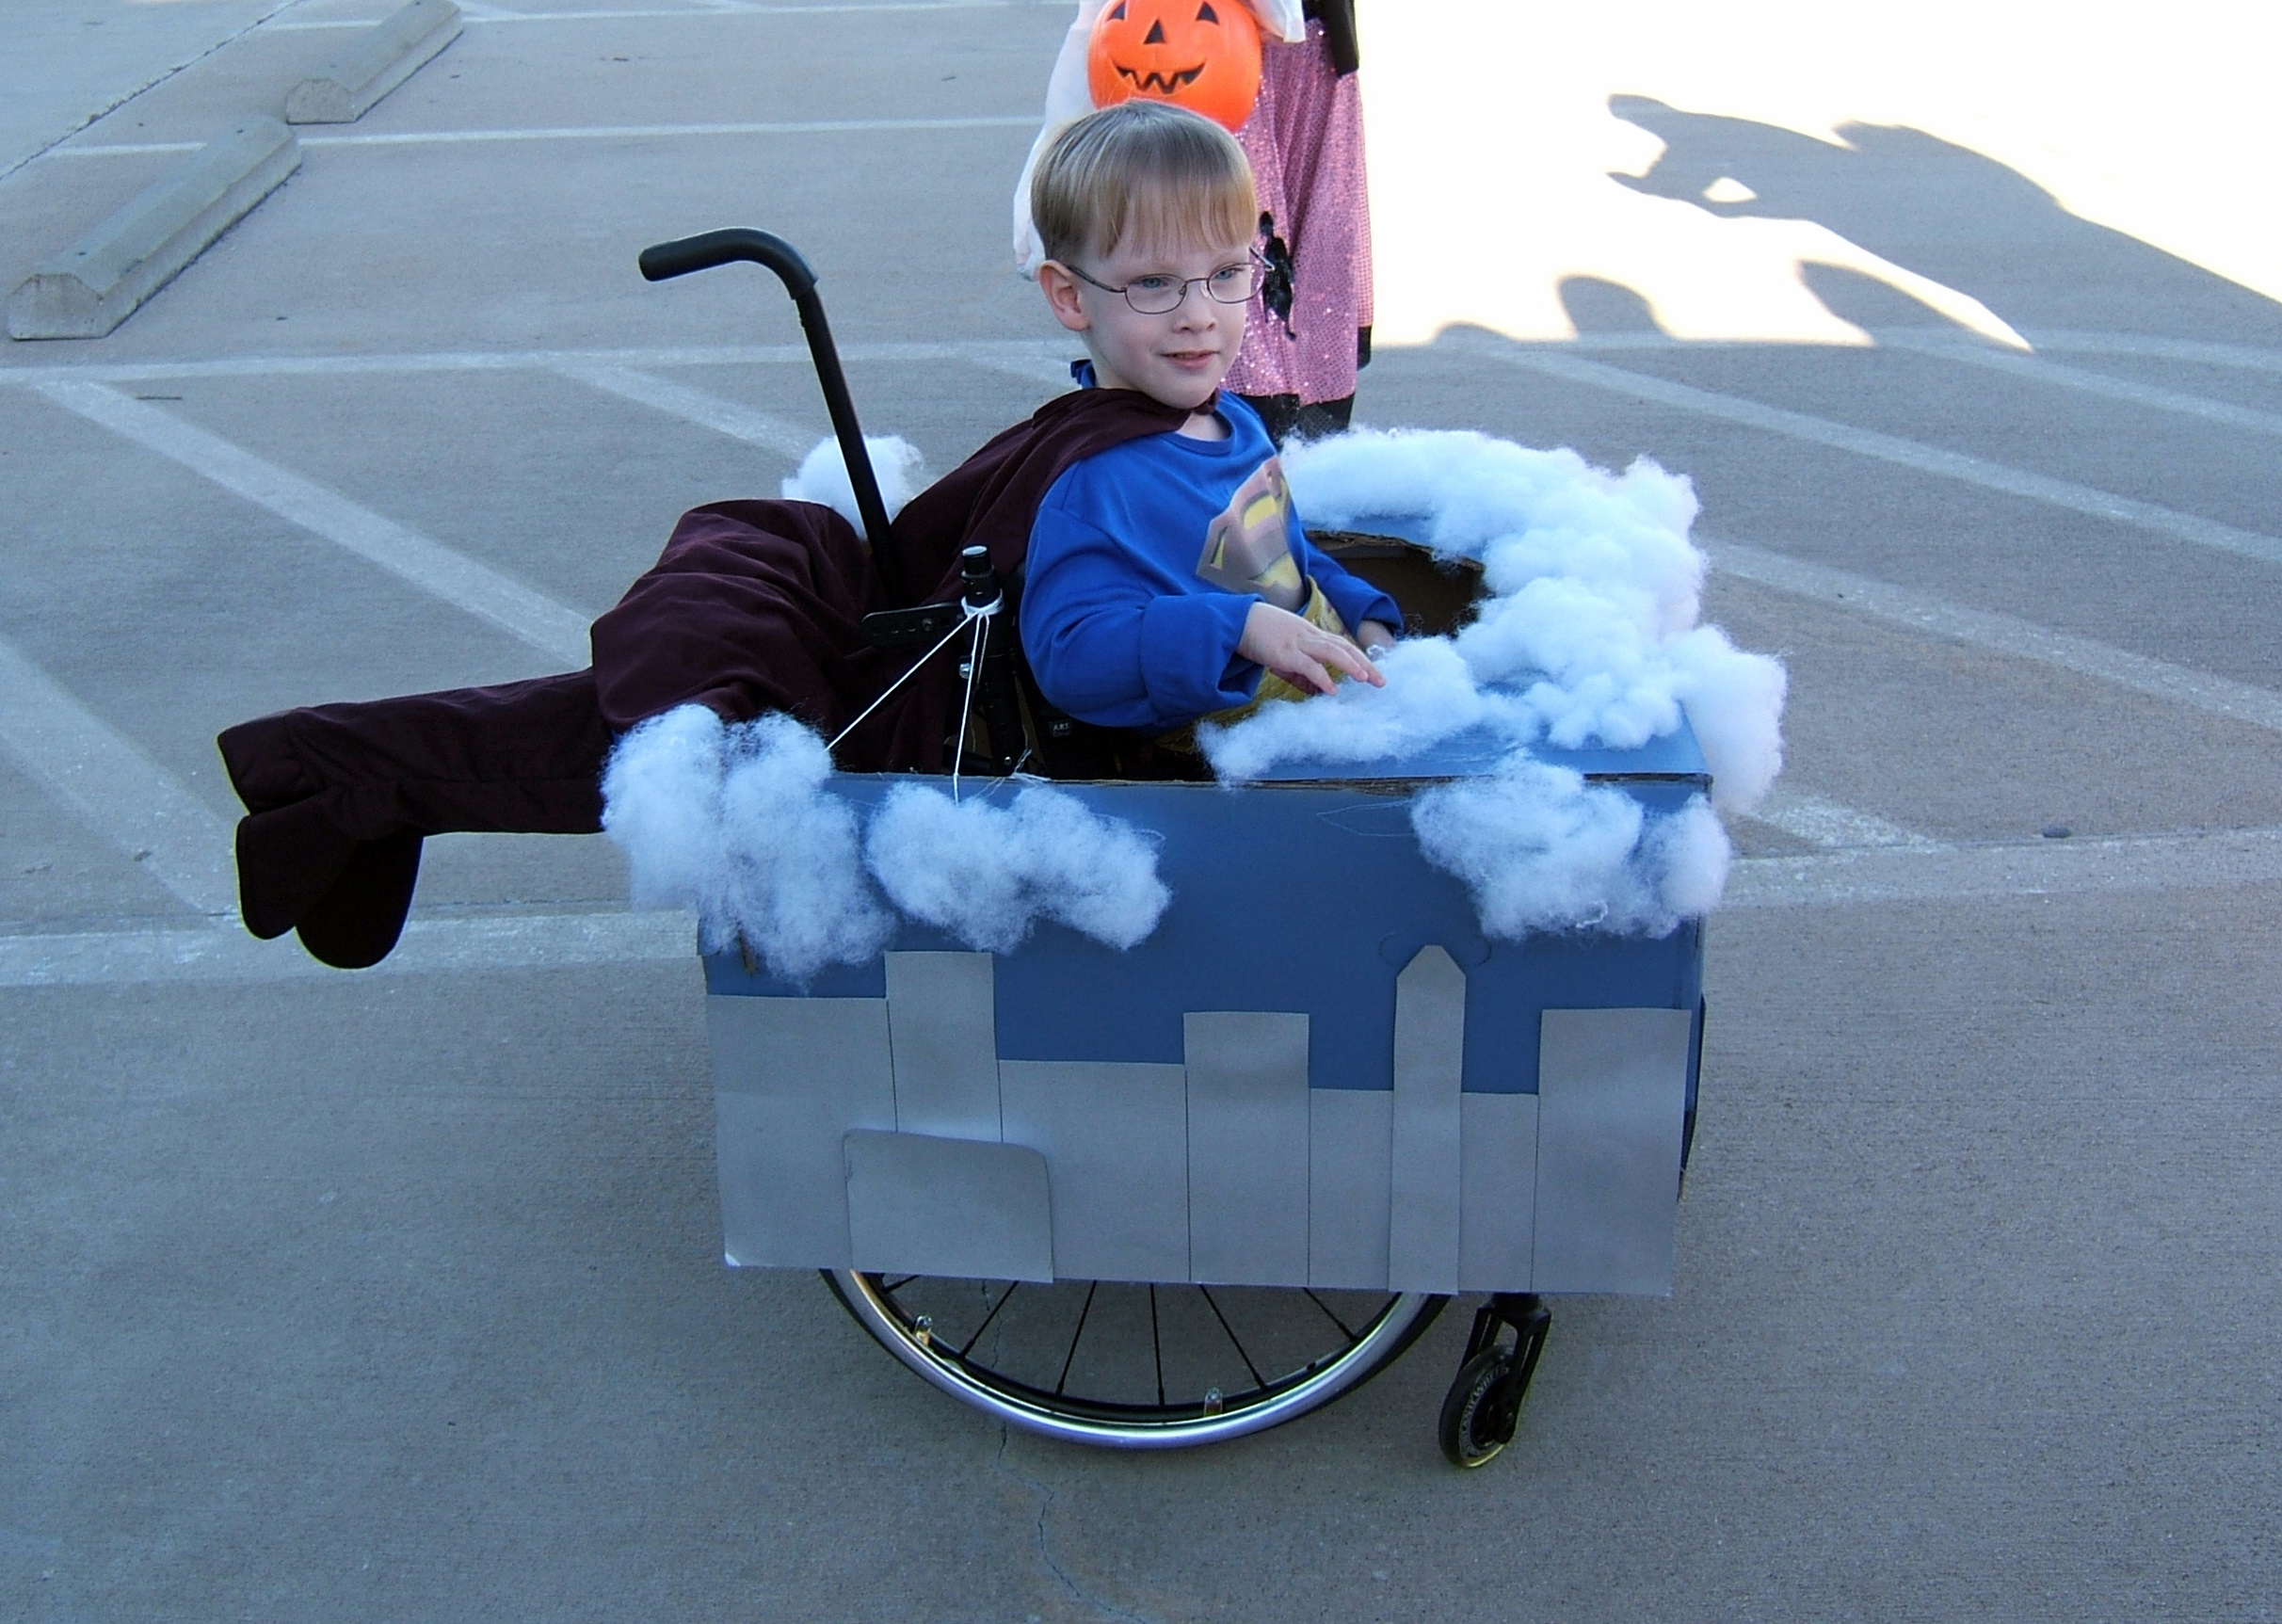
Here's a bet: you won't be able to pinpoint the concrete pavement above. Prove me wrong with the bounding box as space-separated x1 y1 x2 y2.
4 2 2279 1619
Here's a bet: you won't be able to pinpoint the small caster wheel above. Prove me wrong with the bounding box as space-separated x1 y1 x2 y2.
1438 1297 1550 1469
1438 1345 1522 1468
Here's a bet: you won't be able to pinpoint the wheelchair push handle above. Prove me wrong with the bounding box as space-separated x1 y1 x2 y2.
637 228 907 604
636 227 816 291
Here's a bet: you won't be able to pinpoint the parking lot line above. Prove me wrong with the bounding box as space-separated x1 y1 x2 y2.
36 381 592 666
9 822 2278 988
1744 789 1943 852
0 907 692 989
548 358 815 458
969 350 1084 390
1488 345 2282 570
2021 330 2282 377
1723 824 2282 911
0 635 237 919
56 115 1037 159
1882 331 2282 439
242 1 1029 28
1709 538 2282 735
0 337 1070 387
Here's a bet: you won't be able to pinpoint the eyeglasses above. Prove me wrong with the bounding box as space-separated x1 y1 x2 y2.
1065 256 1260 314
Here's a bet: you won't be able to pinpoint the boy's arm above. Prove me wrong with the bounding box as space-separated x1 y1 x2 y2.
1021 511 1266 732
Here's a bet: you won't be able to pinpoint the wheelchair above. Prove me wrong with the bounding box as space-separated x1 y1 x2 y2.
644 230 1702 1467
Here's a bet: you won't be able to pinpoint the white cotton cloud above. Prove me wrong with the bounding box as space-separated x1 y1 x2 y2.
714 713 896 981
1639 795 1734 924
602 706 892 981
1198 637 1528 780
781 434 929 529
1410 762 1732 941
602 701 734 926
864 780 1171 955
1662 624 1789 813
603 709 1171 973
1212 428 1787 816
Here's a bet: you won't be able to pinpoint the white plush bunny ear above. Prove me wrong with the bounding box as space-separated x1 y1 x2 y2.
1238 0 1310 42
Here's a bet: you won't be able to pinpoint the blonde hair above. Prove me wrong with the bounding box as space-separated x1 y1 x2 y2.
1030 102 1258 267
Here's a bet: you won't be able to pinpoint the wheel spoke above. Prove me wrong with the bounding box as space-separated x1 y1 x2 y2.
1054 1281 1099 1396
1149 1284 1165 1407
1196 1285 1266 1391
1302 1288 1363 1344
955 1280 1020 1359
834 1273 1441 1440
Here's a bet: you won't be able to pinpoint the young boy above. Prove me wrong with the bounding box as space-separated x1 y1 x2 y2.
217 101 1390 970
1020 102 1399 736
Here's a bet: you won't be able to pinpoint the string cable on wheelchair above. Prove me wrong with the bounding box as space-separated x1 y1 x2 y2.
828 591 1004 800
950 610 988 802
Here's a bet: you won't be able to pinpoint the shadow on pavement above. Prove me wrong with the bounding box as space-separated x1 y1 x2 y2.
1607 93 2282 346
1558 274 1668 336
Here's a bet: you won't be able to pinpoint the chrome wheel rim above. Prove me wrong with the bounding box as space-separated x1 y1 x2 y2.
828 1271 1442 1449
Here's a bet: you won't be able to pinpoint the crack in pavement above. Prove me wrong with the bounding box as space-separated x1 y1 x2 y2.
989 1427 1163 1624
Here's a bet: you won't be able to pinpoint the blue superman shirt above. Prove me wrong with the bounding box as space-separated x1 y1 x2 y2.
1020 394 1400 733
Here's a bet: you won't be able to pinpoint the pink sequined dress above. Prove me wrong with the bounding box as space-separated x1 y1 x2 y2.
1223 15 1372 428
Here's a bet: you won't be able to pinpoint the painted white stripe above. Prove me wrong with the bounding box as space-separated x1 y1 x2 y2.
0 908 692 989
548 359 815 458
55 115 1037 158
2019 330 2282 378
1441 329 2282 377
0 337 1072 388
1486 346 2282 570
1724 825 2282 910
1710 539 2282 736
971 351 1084 390
10 824 2282 987
36 382 591 666
49 140 206 156
1744 788 1940 851
175 1 1020 33
1882 330 2282 438
0 636 237 918
459 0 1024 16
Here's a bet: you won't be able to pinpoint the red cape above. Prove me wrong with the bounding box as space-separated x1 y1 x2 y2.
591 382 1192 771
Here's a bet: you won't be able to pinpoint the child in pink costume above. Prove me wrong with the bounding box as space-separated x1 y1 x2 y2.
1224 1 1372 446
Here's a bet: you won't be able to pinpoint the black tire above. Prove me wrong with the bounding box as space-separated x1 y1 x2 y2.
1438 1307 1551 1469
1438 1346 1520 1468
828 1271 1445 1449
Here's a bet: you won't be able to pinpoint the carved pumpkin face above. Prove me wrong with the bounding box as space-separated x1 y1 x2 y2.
1087 0 1262 133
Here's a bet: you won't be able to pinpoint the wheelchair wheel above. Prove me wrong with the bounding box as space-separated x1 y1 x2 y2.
826 1271 1445 1448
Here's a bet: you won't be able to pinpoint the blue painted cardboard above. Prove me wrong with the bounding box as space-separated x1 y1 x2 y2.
705 716 1710 1098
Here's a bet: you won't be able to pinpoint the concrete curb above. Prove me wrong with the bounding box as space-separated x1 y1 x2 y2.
7 119 301 342
284 0 462 125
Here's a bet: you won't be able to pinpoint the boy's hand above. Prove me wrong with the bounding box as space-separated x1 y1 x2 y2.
1239 603 1387 697
1357 619 1399 654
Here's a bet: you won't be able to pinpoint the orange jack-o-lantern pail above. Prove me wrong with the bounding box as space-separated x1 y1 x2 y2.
1086 0 1263 133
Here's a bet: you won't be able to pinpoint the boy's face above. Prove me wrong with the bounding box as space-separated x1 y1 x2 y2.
1039 225 1252 413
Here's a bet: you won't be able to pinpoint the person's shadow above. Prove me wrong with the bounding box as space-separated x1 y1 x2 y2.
1606 94 2282 346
